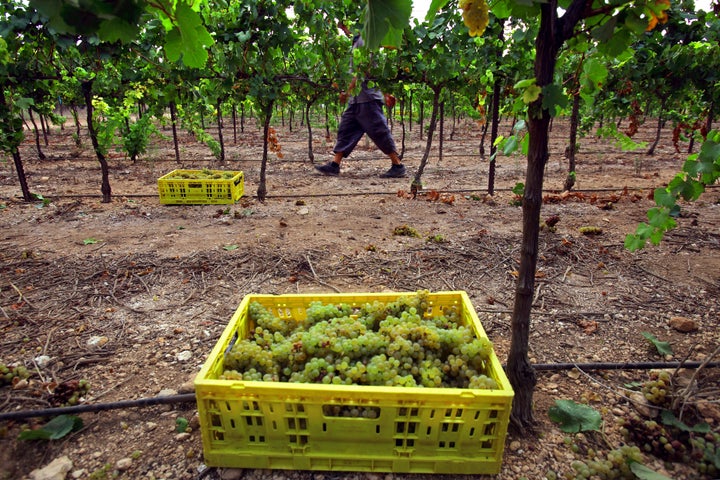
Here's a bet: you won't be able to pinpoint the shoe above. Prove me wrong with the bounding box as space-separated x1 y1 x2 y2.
315 161 340 176
380 164 407 178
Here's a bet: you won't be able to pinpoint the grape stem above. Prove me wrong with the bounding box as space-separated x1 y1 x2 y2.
671 344 720 417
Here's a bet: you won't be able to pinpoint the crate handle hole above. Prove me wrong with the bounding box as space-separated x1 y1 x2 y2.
211 414 222 427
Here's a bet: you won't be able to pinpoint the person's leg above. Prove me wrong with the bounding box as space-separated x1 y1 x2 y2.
332 106 366 163
357 102 407 177
316 106 364 175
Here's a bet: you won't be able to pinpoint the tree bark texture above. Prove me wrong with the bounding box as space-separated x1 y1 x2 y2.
256 101 274 202
508 0 586 430
169 102 181 164
216 99 225 165
412 86 442 191
81 81 111 203
563 92 581 191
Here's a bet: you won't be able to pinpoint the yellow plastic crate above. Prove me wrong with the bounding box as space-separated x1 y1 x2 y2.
194 291 514 475
157 169 244 205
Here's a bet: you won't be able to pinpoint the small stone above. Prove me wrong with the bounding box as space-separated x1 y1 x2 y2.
509 440 522 451
71 469 86 479
668 316 698 333
87 336 109 347
178 376 196 394
12 378 29 390
176 350 192 362
157 388 178 397
298 207 309 215
146 422 158 431
28 455 73 480
696 400 720 424
566 369 581 380
176 432 191 441
34 355 53 368
116 458 133 471
629 392 658 419
189 413 201 430
220 468 243 480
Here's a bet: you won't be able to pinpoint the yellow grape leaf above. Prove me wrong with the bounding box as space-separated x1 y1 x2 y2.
523 84 542 104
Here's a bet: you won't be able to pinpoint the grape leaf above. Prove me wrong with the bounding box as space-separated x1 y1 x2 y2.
164 2 214 68
660 410 710 433
18 415 83 441
425 0 450 21
523 84 542 104
98 17 140 43
629 461 674 480
363 0 412 50
591 16 618 42
641 332 673 356
548 399 602 433
541 83 568 112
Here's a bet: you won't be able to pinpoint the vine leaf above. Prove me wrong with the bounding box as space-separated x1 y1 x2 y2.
164 2 214 68
548 399 602 433
660 410 710 433
18 415 83 441
641 332 673 356
364 0 412 50
629 461 674 480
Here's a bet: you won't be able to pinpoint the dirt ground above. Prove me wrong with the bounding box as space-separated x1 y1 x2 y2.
1 116 719 480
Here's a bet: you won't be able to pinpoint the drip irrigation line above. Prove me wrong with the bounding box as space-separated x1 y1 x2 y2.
532 361 720 372
0 393 196 421
1 361 717 422
12 183 703 203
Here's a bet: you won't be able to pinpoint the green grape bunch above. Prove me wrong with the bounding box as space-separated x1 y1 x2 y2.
0 363 30 386
459 0 490 38
221 291 499 390
640 369 672 407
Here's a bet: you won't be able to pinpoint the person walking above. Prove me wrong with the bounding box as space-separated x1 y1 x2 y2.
315 34 407 178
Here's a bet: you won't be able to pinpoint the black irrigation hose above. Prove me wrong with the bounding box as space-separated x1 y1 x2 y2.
14 184 719 203
532 360 720 372
0 393 196 422
1 361 718 422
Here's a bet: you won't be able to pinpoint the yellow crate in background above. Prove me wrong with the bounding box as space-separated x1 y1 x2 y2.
157 169 244 205
194 291 514 475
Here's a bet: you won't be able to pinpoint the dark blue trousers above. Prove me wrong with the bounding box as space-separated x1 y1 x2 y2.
333 101 397 158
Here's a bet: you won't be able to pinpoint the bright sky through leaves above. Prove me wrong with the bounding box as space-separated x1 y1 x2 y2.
411 0 713 21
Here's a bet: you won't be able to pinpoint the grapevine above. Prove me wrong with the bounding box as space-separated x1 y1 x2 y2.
222 291 499 389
